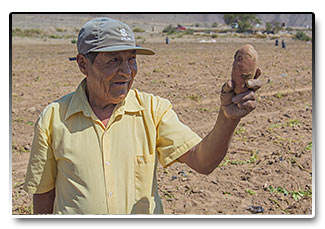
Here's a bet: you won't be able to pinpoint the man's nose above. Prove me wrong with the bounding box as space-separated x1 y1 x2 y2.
119 60 132 76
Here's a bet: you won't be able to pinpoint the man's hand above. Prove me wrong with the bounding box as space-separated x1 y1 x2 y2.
220 78 262 120
179 74 262 175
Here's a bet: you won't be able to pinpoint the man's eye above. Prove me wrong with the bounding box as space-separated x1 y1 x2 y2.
107 58 120 65
129 56 136 62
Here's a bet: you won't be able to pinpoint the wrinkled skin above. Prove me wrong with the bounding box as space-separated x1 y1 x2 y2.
231 44 261 94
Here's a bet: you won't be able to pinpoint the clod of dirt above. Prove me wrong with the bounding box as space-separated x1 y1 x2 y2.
231 44 261 94
170 175 177 181
247 205 265 214
178 170 187 177
24 145 31 151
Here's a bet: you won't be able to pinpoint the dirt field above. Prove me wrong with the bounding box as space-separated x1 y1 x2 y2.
11 32 313 215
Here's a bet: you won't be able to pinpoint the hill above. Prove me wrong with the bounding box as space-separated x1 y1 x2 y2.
12 13 313 31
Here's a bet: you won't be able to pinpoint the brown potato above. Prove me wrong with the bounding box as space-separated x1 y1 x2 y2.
231 44 261 94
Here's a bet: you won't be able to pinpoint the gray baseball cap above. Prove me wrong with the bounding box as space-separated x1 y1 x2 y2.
77 17 155 56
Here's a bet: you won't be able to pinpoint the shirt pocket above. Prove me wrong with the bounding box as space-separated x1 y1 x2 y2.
134 154 155 200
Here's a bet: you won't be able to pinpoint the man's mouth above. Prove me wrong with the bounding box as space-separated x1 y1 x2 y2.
113 81 129 86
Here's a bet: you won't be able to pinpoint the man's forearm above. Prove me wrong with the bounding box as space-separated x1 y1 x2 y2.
188 110 240 174
33 188 55 214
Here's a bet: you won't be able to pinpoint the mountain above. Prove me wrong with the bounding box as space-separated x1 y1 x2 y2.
11 13 313 31
106 13 313 27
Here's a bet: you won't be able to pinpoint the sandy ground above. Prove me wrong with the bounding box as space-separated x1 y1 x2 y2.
11 22 313 215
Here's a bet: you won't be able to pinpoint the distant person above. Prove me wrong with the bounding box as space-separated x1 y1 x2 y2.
24 17 262 215
166 36 170 44
275 39 279 46
282 39 286 49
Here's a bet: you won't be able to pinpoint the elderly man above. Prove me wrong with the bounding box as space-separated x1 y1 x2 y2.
24 17 261 214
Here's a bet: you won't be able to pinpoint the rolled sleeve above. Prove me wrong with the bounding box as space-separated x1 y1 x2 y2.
23 125 57 194
156 107 202 168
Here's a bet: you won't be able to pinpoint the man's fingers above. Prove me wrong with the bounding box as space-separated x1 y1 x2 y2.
221 78 260 119
254 68 262 79
220 91 235 106
236 100 257 111
232 90 256 104
246 79 262 92
221 80 234 93
220 80 235 106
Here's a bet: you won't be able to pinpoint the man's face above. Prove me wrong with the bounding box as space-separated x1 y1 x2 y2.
84 50 137 105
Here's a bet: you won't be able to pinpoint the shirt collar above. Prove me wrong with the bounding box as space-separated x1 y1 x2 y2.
122 89 144 113
65 79 144 121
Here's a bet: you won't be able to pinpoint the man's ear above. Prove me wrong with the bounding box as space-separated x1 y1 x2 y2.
76 54 89 76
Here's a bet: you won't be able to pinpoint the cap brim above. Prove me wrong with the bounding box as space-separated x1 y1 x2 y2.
92 45 155 55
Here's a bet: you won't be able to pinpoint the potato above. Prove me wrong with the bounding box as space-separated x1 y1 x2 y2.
231 44 261 94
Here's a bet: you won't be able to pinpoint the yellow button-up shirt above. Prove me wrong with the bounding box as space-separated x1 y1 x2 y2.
24 79 202 214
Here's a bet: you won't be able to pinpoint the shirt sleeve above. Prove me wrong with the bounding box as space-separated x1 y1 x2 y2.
156 100 202 168
23 121 57 194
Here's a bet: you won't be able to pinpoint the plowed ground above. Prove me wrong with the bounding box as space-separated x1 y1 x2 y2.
11 37 313 215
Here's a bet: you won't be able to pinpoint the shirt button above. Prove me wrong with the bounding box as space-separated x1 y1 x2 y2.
105 161 111 166
108 192 113 197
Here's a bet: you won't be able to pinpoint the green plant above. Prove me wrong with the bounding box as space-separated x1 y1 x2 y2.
267 185 312 201
235 126 247 135
199 108 209 112
133 27 145 33
295 31 311 41
219 151 258 167
212 22 218 28
265 21 281 34
13 181 25 189
291 189 312 201
188 94 201 102
223 191 232 196
274 92 287 99
286 119 301 127
26 121 34 126
49 34 62 39
13 205 33 214
12 28 42 37
55 27 66 32
286 27 293 32
203 29 212 34
305 142 312 151
246 189 256 195
267 123 282 131
184 29 194 35
247 151 258 163
223 14 261 33
162 24 177 34
237 20 252 33
265 22 272 31
175 33 184 39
